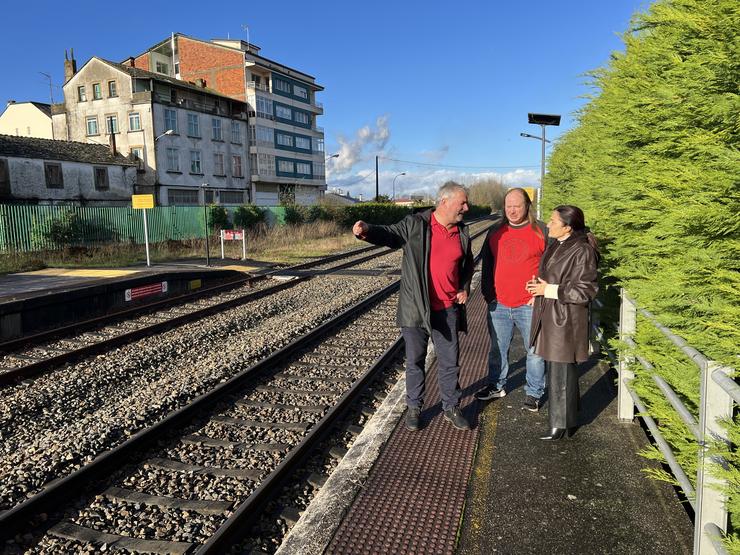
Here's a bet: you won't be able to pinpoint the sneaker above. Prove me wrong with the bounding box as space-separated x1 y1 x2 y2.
522 395 540 412
475 384 507 401
444 407 471 430
406 407 421 431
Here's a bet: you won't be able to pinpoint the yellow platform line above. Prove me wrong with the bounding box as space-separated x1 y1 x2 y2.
219 265 260 272
18 269 141 278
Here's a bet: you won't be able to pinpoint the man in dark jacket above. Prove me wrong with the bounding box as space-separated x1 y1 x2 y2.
352 183 474 431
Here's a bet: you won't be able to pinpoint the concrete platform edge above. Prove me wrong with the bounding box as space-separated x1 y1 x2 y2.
276 374 410 554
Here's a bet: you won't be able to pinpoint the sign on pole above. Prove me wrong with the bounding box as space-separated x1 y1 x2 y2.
132 194 154 266
220 229 247 260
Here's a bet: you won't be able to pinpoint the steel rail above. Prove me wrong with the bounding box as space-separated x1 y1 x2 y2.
0 246 397 386
0 245 385 355
0 280 401 542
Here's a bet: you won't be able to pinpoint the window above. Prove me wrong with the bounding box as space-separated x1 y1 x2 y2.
187 113 200 137
93 83 102 100
273 78 291 93
220 190 244 204
44 162 63 188
255 125 273 145
130 147 144 169
255 96 273 118
204 189 215 204
105 115 118 134
213 153 225 175
293 111 309 125
86 116 99 136
156 60 169 75
77 86 87 101
232 155 243 177
168 188 199 205
275 105 292 120
212 118 222 141
94 167 109 190
276 133 293 147
166 148 179 171
314 137 325 152
128 112 141 131
293 85 308 99
257 153 275 176
296 162 311 175
190 150 202 174
314 162 326 178
164 109 178 133
108 81 118 98
295 136 311 150
0 159 9 195
231 121 241 143
277 159 294 173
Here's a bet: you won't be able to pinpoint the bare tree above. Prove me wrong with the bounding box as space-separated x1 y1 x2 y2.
468 178 507 211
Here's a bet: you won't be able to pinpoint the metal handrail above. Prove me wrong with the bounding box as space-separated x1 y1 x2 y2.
626 381 696 505
612 289 736 554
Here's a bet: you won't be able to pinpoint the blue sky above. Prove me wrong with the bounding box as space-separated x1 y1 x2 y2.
1 0 649 200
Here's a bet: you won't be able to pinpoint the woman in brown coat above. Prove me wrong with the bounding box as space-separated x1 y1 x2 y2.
526 205 599 440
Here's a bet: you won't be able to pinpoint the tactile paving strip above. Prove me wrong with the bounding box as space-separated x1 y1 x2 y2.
326 287 490 554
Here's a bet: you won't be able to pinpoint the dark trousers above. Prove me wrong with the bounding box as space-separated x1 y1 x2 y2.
547 361 580 429
402 307 461 412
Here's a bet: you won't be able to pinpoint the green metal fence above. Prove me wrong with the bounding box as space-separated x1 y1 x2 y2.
0 204 287 253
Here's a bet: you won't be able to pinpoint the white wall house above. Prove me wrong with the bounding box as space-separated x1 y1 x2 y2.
0 134 137 204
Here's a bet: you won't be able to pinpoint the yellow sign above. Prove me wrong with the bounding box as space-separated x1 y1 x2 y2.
515 187 537 204
132 194 154 209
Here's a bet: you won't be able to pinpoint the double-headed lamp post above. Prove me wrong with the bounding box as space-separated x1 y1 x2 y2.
392 172 406 200
521 113 560 218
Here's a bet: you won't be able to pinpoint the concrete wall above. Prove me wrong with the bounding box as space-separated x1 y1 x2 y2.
4 156 136 204
0 104 54 139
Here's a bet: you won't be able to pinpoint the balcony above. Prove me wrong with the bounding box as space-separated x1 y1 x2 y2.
247 81 270 93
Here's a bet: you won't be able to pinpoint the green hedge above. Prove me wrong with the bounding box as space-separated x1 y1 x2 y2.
544 0 739 547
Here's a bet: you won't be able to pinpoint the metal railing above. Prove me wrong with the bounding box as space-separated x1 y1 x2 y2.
612 288 735 555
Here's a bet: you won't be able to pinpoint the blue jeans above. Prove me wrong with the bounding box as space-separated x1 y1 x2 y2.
487 301 545 399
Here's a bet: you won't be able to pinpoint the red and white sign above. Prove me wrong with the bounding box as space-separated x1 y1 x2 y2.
223 230 244 240
125 281 168 302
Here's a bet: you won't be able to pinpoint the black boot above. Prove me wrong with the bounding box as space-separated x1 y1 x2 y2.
539 427 576 440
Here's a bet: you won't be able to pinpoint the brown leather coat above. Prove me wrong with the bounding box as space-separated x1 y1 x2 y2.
529 232 598 363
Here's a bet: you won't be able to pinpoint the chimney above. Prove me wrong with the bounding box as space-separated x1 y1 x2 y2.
6 100 15 108
123 57 135 67
109 128 117 156
64 48 77 82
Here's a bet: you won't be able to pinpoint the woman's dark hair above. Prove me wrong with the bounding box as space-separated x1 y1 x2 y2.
554 205 599 253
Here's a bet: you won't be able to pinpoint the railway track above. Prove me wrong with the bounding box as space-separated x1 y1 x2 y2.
0 244 392 386
0 218 494 553
3 284 403 554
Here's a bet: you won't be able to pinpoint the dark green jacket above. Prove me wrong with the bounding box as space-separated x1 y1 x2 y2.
479 218 548 304
361 209 474 334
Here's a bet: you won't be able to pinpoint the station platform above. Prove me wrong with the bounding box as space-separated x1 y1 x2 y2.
278 284 694 554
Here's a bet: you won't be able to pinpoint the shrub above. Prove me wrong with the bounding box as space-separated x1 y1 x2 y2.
283 204 305 225
233 204 266 229
208 205 229 232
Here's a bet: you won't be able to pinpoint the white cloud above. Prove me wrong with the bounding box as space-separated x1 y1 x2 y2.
328 115 390 175
328 167 540 202
419 145 450 163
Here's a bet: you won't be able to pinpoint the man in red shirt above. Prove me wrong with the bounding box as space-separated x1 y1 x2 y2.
476 188 547 411
353 183 474 431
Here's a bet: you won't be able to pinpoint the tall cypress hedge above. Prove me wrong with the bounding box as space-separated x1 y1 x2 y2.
543 0 739 547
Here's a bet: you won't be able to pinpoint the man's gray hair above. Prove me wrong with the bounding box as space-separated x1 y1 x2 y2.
437 181 467 205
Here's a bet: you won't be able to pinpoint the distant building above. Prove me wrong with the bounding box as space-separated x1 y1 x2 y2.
132 33 326 206
392 196 424 207
0 101 53 139
51 53 250 206
0 134 137 204
323 189 361 205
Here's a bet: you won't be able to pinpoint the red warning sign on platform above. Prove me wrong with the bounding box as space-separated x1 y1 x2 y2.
223 230 244 240
125 281 168 302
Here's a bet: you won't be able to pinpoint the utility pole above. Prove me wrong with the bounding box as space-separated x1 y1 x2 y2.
375 156 379 201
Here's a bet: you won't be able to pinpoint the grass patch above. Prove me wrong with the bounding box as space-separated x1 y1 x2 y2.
0 221 361 275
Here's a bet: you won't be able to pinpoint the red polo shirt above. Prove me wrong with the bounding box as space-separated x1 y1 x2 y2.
429 212 463 311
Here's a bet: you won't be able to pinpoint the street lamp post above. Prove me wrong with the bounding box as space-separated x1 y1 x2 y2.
392 172 406 200
521 113 560 218
201 183 210 266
